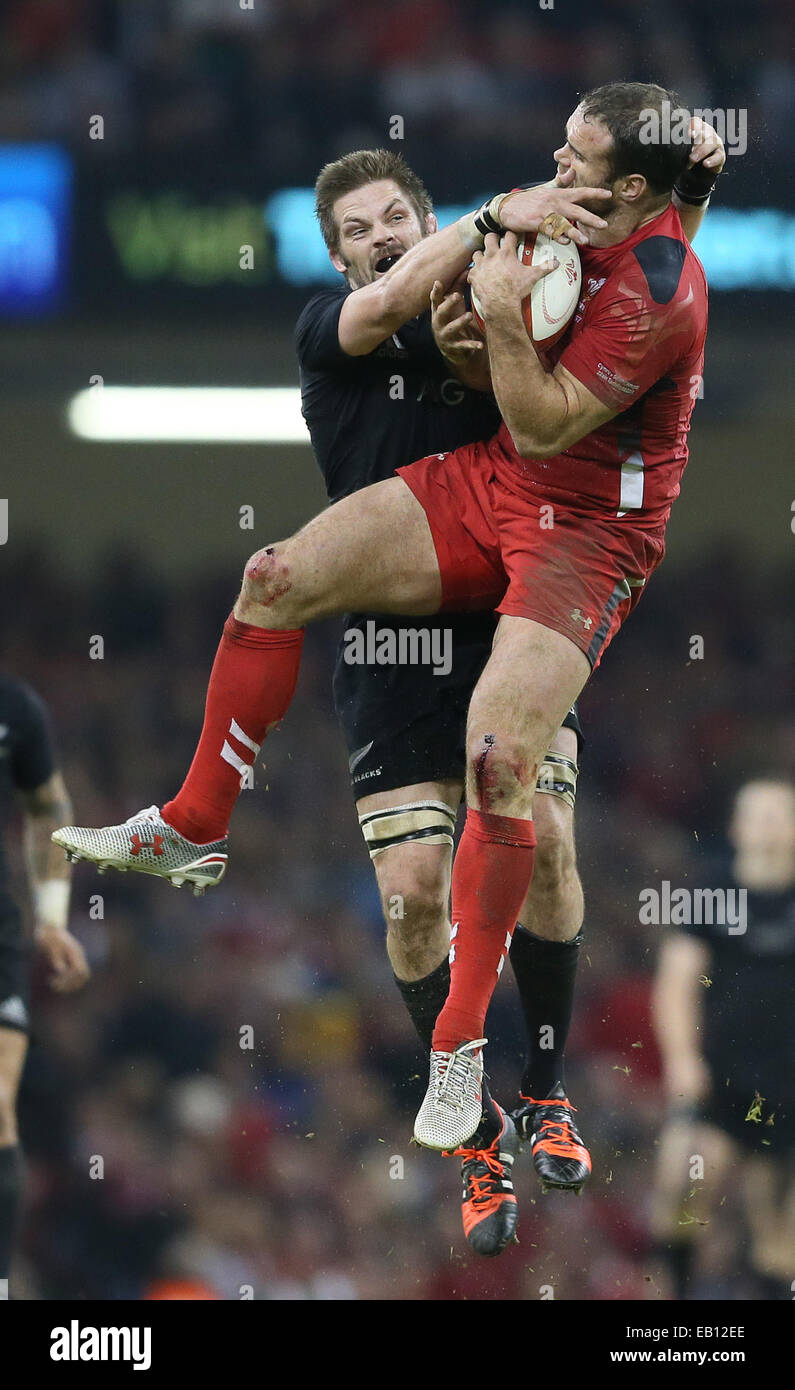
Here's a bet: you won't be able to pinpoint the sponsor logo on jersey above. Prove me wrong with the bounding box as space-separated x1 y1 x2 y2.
570 608 594 631
595 361 637 396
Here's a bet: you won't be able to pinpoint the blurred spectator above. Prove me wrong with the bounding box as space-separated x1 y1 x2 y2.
0 0 789 198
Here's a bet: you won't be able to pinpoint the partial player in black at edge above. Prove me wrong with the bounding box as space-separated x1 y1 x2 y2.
0 674 89 1298
650 778 795 1299
296 150 590 1257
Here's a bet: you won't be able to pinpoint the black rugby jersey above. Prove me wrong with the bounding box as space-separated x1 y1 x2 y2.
295 285 501 687
296 286 500 505
0 675 56 919
680 864 795 1097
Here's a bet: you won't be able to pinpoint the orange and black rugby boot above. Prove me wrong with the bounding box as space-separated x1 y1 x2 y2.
512 1082 591 1194
449 1105 519 1257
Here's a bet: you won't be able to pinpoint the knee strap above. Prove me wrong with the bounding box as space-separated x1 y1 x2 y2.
535 753 578 811
358 800 457 859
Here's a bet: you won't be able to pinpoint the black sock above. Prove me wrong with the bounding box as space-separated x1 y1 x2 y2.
0 1144 23 1283
394 956 450 1051
509 923 583 1099
394 958 501 1144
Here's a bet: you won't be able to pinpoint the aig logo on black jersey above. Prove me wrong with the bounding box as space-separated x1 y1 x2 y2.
387 372 466 407
417 376 465 407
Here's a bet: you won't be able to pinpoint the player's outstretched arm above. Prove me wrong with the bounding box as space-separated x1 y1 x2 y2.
339 185 611 356
338 208 486 355
674 117 726 243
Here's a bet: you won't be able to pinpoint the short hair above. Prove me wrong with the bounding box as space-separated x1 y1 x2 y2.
314 149 433 254
579 82 693 196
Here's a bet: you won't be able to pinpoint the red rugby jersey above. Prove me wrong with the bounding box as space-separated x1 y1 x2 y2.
490 203 708 524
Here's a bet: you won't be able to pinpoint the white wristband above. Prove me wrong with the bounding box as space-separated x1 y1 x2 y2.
459 212 485 253
34 879 70 927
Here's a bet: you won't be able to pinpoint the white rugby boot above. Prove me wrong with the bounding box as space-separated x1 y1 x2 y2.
52 806 228 896
413 1038 488 1151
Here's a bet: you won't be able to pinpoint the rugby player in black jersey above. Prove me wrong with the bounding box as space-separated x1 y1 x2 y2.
0 675 88 1296
294 149 590 1256
651 778 795 1298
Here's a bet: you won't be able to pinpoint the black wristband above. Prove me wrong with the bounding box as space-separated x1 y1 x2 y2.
673 185 713 206
473 197 503 238
673 186 713 206
674 159 721 205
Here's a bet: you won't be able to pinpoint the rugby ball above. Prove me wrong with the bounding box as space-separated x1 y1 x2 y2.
471 230 581 350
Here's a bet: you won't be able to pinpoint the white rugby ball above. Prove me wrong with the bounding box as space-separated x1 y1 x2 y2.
471 230 581 350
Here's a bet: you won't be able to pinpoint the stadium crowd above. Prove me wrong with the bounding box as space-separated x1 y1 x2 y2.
0 0 791 200
1 542 791 1300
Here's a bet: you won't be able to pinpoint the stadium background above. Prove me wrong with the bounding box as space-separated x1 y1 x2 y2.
1 0 793 1300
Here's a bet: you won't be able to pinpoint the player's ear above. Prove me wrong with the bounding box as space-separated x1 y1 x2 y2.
425 212 438 236
329 249 347 274
619 173 647 204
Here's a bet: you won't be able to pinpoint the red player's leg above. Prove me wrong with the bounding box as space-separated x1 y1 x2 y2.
414 616 589 1150
53 478 444 885
161 476 442 843
435 615 590 1049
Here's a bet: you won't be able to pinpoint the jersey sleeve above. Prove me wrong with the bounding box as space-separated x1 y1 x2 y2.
9 681 57 792
559 284 684 410
294 291 350 371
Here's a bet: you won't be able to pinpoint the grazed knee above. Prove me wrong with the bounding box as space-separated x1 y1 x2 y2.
242 545 293 611
467 731 540 814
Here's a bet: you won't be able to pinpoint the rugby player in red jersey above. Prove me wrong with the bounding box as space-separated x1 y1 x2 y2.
55 83 719 1167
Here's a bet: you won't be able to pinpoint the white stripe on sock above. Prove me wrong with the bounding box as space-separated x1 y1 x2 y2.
229 718 260 753
221 740 250 777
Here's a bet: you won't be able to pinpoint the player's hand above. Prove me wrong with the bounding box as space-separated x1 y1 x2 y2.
35 924 91 993
664 1053 711 1106
687 115 726 179
430 278 485 362
468 231 555 324
497 183 611 246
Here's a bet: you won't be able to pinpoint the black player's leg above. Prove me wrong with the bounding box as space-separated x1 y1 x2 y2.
511 728 584 1099
516 724 583 952
741 1149 795 1297
356 778 462 989
647 1116 739 1299
506 724 591 1190
236 477 444 630
356 782 522 1260
0 1022 28 1297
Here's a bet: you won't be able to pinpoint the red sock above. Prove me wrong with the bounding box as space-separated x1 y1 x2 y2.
162 614 304 842
433 808 536 1053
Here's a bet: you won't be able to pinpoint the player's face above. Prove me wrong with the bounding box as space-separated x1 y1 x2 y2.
729 782 795 860
554 106 616 213
330 179 430 289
